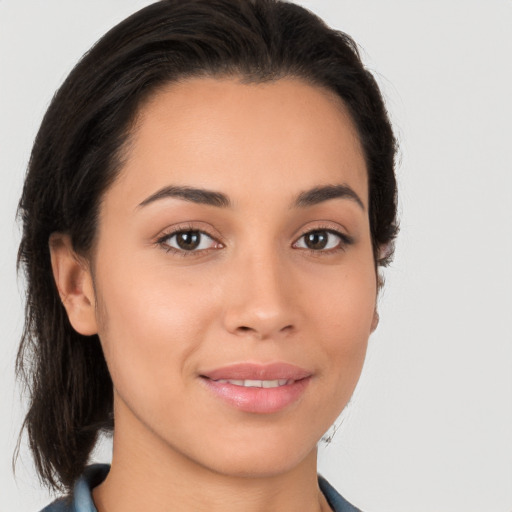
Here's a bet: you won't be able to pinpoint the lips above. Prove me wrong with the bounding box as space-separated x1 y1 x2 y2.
202 362 311 381
200 363 312 414
214 378 291 388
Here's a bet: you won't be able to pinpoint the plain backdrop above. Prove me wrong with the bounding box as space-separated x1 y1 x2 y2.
1 1 511 511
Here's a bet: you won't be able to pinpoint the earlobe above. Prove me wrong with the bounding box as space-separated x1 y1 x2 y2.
371 310 379 333
49 233 98 336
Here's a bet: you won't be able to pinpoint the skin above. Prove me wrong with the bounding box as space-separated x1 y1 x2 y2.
50 77 378 512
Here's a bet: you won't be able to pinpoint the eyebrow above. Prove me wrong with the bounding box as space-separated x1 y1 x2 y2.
294 184 365 210
137 183 364 211
138 185 231 208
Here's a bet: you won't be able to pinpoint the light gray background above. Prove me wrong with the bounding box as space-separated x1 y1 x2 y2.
1 1 511 511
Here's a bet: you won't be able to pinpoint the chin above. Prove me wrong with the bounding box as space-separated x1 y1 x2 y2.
176 428 319 479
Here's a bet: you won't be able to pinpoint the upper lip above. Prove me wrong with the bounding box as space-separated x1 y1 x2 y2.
200 362 312 381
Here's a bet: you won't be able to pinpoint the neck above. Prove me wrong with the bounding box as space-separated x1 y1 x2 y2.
93 401 331 512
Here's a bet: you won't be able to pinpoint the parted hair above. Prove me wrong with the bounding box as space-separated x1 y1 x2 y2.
16 0 398 492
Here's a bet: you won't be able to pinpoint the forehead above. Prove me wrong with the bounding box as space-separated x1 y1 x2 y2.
113 77 368 209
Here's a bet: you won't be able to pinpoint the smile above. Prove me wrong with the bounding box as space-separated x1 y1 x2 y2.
213 379 292 388
200 362 312 414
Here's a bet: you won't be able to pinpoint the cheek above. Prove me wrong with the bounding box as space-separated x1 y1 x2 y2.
307 261 376 382
93 257 219 404
310 255 376 327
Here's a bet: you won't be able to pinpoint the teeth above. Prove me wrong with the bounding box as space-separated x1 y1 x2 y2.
215 379 290 388
218 379 244 386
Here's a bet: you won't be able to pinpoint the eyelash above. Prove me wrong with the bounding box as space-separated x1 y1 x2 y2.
156 225 353 256
156 225 222 257
293 227 354 255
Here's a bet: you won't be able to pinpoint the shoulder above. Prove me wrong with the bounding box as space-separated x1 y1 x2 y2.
318 475 362 512
39 464 110 512
40 499 70 512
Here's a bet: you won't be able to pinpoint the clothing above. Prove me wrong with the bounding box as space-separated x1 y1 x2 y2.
41 464 361 512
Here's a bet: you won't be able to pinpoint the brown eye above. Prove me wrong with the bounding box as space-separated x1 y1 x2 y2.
176 231 201 250
294 229 349 252
163 230 217 252
303 231 329 250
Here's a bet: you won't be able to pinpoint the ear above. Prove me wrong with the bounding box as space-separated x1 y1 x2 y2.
49 233 98 336
371 310 379 333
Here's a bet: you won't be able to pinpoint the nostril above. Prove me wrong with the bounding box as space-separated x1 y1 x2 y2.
234 324 294 336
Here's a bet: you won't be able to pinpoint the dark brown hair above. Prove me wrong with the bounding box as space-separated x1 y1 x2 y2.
16 0 398 492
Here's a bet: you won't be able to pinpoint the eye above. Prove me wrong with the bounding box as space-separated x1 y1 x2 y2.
160 230 220 252
293 229 349 251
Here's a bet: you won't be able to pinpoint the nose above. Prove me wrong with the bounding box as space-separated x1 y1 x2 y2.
222 250 298 340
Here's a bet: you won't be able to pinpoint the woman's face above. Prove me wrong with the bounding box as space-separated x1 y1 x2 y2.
87 77 377 476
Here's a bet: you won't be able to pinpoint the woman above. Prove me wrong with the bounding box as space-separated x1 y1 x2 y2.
16 1 397 511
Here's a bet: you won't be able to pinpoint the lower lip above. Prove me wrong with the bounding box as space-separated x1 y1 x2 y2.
201 377 311 414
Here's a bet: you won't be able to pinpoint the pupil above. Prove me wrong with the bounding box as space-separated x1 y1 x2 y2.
305 231 327 250
177 231 200 250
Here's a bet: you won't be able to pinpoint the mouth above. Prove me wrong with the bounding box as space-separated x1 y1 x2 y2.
212 379 293 388
200 362 312 414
